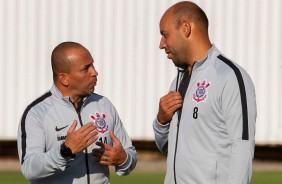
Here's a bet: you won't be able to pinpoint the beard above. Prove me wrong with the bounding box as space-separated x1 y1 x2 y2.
174 62 188 70
171 54 188 70
169 41 190 70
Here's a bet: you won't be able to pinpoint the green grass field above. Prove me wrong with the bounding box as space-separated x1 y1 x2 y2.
0 171 282 184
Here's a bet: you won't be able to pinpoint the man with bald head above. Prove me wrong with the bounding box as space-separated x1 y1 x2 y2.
153 1 256 184
17 42 136 184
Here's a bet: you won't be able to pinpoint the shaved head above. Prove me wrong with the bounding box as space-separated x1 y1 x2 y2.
159 1 212 68
51 42 89 82
168 1 209 30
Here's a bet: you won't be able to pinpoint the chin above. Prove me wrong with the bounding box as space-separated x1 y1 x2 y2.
173 61 188 70
85 89 94 95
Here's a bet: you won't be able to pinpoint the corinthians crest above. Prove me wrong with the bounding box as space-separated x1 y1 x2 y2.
90 112 108 133
193 79 211 103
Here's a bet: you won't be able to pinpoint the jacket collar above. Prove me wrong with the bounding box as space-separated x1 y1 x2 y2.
193 44 221 71
50 84 89 107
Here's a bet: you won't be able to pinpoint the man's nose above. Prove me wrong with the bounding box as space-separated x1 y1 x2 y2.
159 37 166 49
91 66 98 77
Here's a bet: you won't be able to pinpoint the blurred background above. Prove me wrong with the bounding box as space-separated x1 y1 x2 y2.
0 0 281 183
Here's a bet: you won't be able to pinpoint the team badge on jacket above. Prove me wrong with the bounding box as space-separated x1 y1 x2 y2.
90 112 108 133
193 79 211 103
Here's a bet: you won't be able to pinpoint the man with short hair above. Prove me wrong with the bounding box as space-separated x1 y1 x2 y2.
17 42 136 184
153 1 256 183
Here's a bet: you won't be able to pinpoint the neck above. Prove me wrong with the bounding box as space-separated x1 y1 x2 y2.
73 97 83 110
55 83 83 108
191 41 212 64
188 26 212 65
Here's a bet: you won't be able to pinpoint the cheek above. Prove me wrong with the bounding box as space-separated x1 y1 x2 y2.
71 76 87 87
79 74 89 81
167 37 177 48
81 76 92 86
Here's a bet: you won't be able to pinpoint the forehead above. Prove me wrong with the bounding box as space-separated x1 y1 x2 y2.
67 48 93 67
160 10 175 30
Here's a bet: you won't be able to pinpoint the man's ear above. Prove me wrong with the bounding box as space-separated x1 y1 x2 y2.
58 73 69 86
182 21 191 38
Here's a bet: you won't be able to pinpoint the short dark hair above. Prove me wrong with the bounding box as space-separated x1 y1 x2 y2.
51 42 84 81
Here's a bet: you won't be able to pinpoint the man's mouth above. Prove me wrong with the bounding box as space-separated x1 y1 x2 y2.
166 51 172 58
92 80 97 86
165 49 170 54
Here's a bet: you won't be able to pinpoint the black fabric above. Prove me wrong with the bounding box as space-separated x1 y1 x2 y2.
173 68 191 184
21 91 52 164
177 69 190 121
217 55 249 140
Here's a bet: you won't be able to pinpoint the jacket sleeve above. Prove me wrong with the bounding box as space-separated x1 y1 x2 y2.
221 71 257 184
17 109 69 181
111 105 137 176
153 118 170 154
152 77 177 154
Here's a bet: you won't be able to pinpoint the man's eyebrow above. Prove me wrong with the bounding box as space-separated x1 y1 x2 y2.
85 62 93 68
81 62 93 70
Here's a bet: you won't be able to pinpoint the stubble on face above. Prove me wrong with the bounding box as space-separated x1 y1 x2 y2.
160 10 189 69
67 49 97 97
165 27 189 69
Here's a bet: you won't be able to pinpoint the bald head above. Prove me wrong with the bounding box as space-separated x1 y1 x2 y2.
166 1 209 30
51 42 89 82
159 1 212 68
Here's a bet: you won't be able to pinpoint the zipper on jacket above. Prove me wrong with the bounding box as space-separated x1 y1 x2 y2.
173 63 195 184
71 99 91 184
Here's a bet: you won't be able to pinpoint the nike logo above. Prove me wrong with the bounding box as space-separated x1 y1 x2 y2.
55 125 68 132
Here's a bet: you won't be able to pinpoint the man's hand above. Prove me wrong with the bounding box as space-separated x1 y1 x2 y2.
157 91 183 124
92 131 127 166
64 120 98 154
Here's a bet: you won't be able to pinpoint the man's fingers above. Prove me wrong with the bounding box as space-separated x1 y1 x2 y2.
67 120 77 134
168 103 183 112
92 149 103 159
167 99 183 110
84 132 98 144
159 98 182 114
166 98 183 107
92 148 103 154
109 131 120 145
92 150 111 165
84 127 98 138
78 122 96 136
92 148 108 158
161 91 182 101
95 141 112 152
93 150 110 158
98 160 110 165
157 91 183 124
163 95 182 106
159 92 183 111
95 141 104 147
